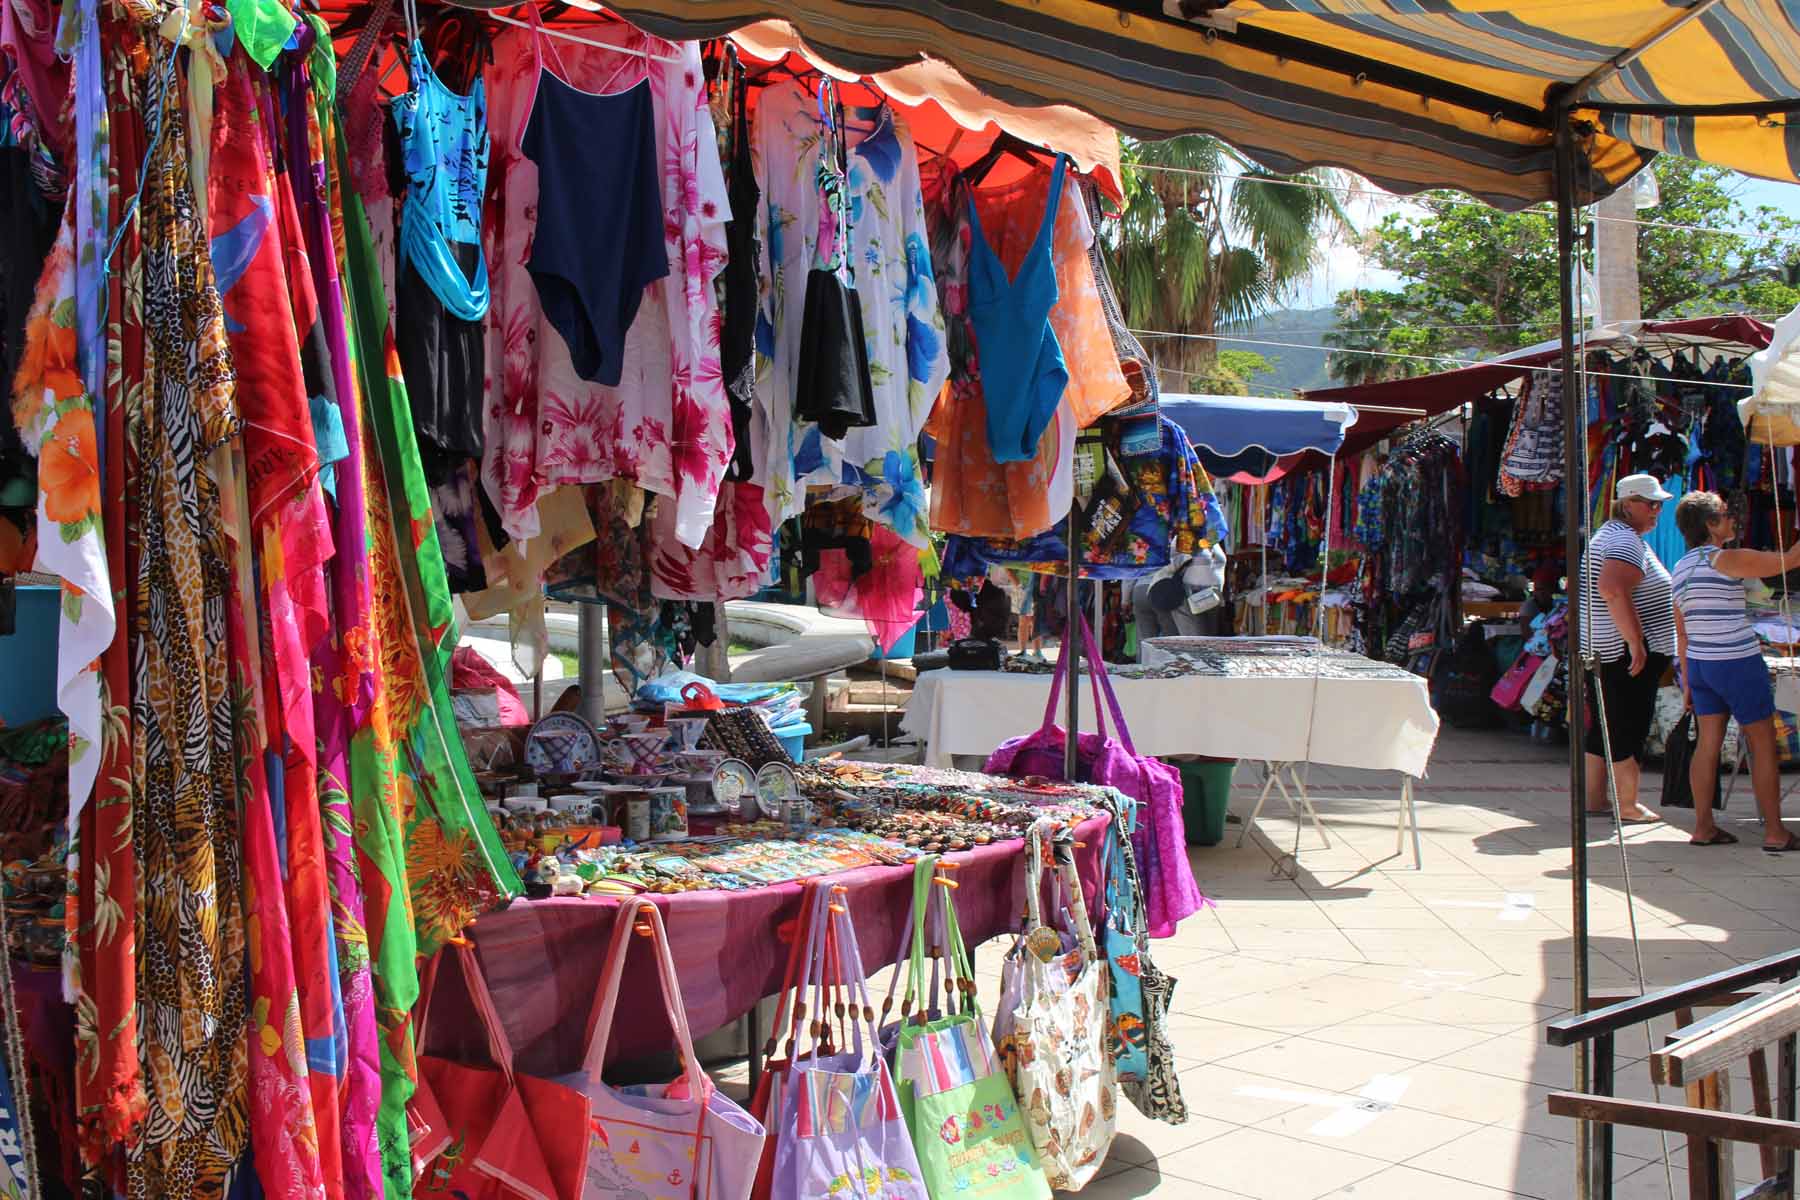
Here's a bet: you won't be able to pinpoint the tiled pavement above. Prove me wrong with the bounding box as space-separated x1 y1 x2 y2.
713 725 1798 1196
1031 726 1799 1198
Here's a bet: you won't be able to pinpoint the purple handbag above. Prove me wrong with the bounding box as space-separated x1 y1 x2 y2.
985 614 1206 937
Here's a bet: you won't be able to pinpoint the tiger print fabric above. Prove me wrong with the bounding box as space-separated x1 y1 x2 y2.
109 6 250 1195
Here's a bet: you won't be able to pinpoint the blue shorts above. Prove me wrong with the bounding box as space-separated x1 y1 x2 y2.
1686 654 1775 725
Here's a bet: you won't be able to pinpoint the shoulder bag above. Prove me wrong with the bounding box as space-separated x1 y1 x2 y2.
993 824 1119 1191
563 900 766 1200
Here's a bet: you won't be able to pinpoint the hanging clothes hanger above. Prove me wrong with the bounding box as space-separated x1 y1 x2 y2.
961 130 1051 187
447 0 682 62
744 55 818 93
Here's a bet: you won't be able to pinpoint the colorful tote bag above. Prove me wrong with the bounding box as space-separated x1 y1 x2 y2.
1098 795 1151 1082
1099 798 1189 1125
411 940 592 1200
887 860 1051 1200
749 881 832 1200
994 825 1119 1192
772 885 928 1200
564 900 766 1200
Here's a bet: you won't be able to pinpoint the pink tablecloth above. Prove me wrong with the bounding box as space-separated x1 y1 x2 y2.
426 816 1108 1078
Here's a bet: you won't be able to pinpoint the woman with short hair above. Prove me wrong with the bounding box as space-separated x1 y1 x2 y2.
1671 490 1800 851
1580 474 1679 823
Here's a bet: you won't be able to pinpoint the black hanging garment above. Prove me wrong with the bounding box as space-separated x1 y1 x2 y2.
794 84 875 440
711 44 760 481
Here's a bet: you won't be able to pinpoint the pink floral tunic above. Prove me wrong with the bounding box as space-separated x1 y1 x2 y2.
481 28 731 553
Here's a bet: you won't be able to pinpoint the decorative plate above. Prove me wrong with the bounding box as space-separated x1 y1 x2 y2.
754 761 798 820
524 712 602 778
712 758 757 818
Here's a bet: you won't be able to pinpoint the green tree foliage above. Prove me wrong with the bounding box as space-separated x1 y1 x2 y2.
1109 136 1348 389
1322 157 1800 384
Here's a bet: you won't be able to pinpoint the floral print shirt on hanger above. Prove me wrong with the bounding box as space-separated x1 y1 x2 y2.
753 81 948 547
481 28 731 551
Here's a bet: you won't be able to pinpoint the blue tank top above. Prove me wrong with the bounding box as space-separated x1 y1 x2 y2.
392 39 490 321
965 154 1070 464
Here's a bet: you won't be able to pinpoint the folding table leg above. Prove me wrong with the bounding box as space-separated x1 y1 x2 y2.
1403 777 1423 869
1280 766 1331 850
1235 761 1281 848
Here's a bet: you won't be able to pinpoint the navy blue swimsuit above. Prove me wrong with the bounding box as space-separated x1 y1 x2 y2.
520 35 668 387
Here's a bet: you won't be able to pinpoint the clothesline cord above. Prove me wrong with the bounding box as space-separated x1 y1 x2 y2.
1129 326 1758 390
1134 315 1792 338
1125 161 1794 241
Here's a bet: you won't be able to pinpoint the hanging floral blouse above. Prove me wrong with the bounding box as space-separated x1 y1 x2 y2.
941 417 1229 580
481 28 732 554
751 82 948 547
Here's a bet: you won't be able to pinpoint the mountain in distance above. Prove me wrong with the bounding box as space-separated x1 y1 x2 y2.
1216 305 1338 396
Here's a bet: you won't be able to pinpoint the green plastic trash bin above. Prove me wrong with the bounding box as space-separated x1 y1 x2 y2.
1173 757 1236 846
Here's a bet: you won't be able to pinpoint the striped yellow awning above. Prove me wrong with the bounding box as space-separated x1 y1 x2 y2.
603 0 1800 208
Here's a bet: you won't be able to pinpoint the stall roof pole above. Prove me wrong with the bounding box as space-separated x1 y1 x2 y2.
1552 99 1597 1200
1065 496 1082 782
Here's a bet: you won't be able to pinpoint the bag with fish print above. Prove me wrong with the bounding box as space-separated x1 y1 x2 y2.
1098 798 1188 1125
888 860 1050 1200
771 884 928 1200
993 823 1118 1192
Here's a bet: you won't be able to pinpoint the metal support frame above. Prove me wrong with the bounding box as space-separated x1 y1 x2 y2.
1552 96 1598 1200
1234 762 1424 870
1065 497 1083 782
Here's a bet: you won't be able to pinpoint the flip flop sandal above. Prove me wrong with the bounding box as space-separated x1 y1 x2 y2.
1690 829 1739 846
1617 814 1662 825
1763 834 1800 854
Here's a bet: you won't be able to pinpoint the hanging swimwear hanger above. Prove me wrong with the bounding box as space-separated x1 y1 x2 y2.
452 0 681 62
961 130 1052 187
744 55 818 93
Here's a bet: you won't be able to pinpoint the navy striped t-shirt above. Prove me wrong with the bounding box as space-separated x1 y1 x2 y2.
1671 545 1762 661
1580 520 1677 661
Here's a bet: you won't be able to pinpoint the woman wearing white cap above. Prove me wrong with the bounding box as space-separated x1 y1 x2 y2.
1579 473 1678 824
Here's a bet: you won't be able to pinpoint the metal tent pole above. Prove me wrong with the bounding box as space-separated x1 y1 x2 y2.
1065 497 1082 782
1552 102 1597 1200
1317 455 1337 643
577 601 608 730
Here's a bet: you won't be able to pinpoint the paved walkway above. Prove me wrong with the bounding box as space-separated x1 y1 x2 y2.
1010 725 1800 1198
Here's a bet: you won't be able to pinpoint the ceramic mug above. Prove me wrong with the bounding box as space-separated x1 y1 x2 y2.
648 786 688 840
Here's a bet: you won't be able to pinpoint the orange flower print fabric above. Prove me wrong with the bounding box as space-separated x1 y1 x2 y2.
924 160 1128 541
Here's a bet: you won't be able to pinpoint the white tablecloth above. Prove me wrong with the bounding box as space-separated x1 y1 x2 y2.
901 666 1440 777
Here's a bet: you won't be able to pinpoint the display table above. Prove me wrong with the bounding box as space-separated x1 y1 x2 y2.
423 816 1107 1080
902 643 1439 866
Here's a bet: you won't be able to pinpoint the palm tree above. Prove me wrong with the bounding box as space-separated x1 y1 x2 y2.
1109 136 1350 392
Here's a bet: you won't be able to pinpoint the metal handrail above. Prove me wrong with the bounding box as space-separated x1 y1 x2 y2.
1546 948 1800 1048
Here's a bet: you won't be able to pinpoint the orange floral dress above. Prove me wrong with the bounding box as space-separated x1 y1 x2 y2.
925 159 1130 540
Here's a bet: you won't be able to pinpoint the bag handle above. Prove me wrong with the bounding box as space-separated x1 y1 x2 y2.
1022 821 1050 931
1076 610 1137 757
582 901 708 1102
1053 834 1101 964
415 939 517 1082
1101 795 1139 933
762 880 825 1066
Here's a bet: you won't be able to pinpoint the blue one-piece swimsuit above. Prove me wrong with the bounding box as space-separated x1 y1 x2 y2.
964 153 1071 464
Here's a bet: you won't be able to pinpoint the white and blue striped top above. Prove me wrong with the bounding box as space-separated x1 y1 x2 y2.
1671 545 1762 662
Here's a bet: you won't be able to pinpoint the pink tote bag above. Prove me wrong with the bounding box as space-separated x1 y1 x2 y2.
986 613 1205 937
561 901 767 1200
